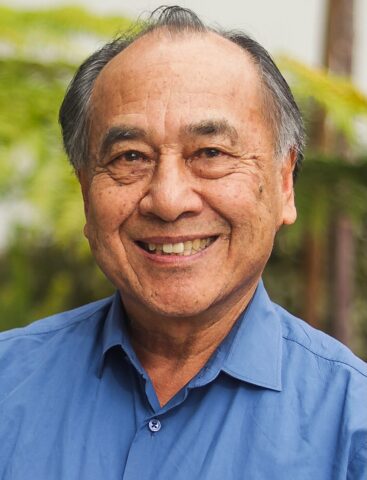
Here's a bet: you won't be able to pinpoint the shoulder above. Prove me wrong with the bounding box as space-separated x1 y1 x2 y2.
0 296 112 344
0 297 113 402
273 302 367 379
273 302 367 467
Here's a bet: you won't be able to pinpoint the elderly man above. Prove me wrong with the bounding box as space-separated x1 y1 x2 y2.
0 6 366 479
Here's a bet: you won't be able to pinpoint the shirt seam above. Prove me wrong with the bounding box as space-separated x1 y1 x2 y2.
283 336 367 378
0 301 111 343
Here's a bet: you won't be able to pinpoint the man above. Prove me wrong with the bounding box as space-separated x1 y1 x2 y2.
0 6 366 479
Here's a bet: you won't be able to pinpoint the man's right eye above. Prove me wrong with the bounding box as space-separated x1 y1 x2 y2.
117 150 146 162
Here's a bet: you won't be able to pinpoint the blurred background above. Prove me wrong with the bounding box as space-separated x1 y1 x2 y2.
0 0 366 360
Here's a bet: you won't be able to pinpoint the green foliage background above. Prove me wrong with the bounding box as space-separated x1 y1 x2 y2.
0 6 366 358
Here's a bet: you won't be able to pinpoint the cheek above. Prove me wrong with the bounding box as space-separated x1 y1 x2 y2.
86 183 139 232
203 175 280 237
204 176 258 221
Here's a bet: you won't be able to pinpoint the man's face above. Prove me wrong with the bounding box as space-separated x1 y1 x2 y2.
79 31 296 318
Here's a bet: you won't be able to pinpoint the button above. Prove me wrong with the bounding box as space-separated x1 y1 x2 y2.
148 419 161 432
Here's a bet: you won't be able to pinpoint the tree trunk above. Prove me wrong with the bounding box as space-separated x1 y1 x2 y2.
303 0 355 343
331 214 355 343
304 232 324 328
324 0 354 75
324 0 355 346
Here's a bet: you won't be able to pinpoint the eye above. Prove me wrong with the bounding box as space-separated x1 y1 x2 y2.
114 150 147 162
111 150 147 164
196 148 222 158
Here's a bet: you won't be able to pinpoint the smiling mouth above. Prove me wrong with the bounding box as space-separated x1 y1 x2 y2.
136 236 217 256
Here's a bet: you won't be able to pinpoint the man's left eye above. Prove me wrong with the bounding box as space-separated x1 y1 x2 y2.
196 148 222 158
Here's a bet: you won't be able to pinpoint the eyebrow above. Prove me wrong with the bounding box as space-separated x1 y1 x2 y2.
99 125 147 158
183 119 239 144
99 119 239 158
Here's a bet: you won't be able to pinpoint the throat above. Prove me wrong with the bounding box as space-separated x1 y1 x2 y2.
130 329 219 406
123 279 259 406
143 358 206 407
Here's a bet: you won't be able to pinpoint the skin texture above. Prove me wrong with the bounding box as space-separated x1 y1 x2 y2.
79 30 297 405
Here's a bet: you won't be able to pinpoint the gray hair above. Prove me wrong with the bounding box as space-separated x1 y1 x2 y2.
59 6 305 179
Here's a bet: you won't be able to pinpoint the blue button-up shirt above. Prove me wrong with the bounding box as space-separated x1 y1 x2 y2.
1 281 366 479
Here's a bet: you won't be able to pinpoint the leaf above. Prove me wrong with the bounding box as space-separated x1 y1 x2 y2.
278 56 367 144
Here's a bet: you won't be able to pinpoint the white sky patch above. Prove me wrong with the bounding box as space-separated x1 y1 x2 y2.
1 0 366 93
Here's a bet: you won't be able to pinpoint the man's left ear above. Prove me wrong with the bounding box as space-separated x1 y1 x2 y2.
281 149 297 226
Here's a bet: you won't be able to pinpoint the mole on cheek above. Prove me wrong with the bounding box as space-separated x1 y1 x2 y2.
256 184 264 201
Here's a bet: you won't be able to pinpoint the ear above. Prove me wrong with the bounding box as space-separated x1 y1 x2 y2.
77 168 90 239
280 149 297 226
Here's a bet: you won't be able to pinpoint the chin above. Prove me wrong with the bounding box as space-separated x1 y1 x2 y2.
138 288 215 319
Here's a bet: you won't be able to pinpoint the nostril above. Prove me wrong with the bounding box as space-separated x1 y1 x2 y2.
138 179 203 222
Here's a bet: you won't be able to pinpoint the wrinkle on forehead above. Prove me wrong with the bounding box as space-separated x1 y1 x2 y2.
88 30 274 154
92 30 261 101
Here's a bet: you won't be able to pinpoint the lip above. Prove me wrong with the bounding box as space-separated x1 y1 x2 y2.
134 234 217 244
132 236 219 264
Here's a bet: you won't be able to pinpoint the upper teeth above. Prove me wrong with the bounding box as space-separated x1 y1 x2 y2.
146 237 213 255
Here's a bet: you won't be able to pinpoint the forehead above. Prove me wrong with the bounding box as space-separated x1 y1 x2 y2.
89 31 266 144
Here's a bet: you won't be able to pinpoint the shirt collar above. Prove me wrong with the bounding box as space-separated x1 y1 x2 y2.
97 291 144 378
98 280 283 391
221 280 283 391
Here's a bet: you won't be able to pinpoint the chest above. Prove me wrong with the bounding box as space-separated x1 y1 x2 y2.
0 366 348 480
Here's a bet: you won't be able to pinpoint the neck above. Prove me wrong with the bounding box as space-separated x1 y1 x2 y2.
121 281 259 406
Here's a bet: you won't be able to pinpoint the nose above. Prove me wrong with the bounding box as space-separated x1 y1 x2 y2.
138 155 203 222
